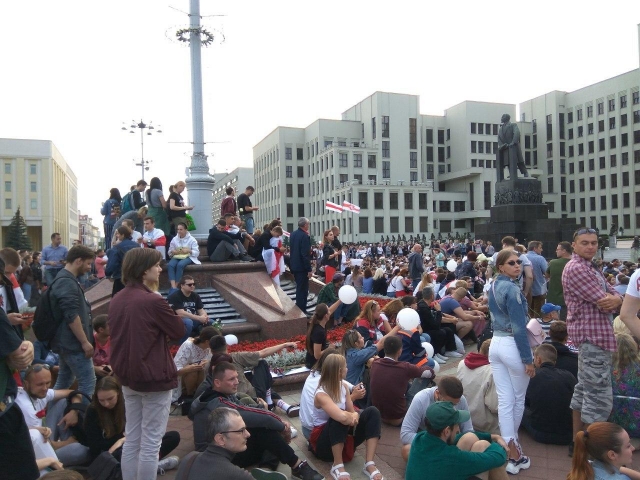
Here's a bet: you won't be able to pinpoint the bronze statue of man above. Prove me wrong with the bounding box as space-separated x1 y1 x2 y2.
496 113 528 181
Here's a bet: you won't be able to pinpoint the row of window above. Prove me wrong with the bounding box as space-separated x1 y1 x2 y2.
471 141 500 154
562 169 640 194
568 93 639 123
3 198 38 210
564 134 640 158
573 214 639 232
4 163 38 175
470 123 500 136
4 181 38 192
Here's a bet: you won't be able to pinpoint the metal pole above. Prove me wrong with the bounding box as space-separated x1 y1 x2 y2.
140 121 145 181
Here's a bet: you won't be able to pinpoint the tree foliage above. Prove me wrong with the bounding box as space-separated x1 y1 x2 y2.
5 207 32 250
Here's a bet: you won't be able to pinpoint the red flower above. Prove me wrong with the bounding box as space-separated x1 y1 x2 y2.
36 409 46 419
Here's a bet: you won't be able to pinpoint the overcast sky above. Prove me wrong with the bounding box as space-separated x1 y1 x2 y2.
1 1 638 232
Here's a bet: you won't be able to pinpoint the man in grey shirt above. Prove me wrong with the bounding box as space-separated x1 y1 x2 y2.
400 377 473 461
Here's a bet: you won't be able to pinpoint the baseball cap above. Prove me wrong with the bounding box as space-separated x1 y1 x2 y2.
332 273 345 283
541 303 561 314
426 401 470 430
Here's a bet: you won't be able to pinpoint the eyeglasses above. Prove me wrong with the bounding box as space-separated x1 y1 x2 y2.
574 228 597 239
505 260 523 266
184 283 195 287
25 364 51 375
220 427 248 435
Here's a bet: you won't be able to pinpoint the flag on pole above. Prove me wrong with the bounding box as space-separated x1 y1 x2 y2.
342 201 361 214
282 230 290 238
325 201 343 213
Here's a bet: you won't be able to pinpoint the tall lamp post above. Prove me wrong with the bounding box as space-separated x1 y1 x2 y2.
122 119 162 181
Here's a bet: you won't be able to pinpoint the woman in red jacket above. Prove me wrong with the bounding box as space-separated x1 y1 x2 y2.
108 248 185 480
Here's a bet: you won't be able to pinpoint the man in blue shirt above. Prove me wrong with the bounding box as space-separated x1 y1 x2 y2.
526 241 548 318
41 233 68 287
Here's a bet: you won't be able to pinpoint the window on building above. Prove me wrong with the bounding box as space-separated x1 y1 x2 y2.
382 141 390 158
621 133 628 147
440 220 451 233
623 152 629 165
622 171 629 186
471 123 476 134
354 174 362 184
634 111 640 123
298 204 304 217
579 178 585 191
297 185 304 197
568 145 574 157
410 171 418 181
389 217 399 233
4 181 10 192
286 166 292 177
367 155 377 168
359 192 368 209
389 192 398 209
590 197 596 210
438 130 445 144
353 153 362 167
286 184 293 197
569 180 575 193
611 174 618 188
598 120 604 132
439 200 451 212
625 192 631 208
588 123 594 135
382 161 390 179
588 141 594 154
339 153 348 167
589 177 595 190
610 136 616 149
296 148 303 160
409 151 417 169
372 117 376 139
374 192 383 208
405 216 414 232
600 175 606 189
404 192 413 209
285 147 292 160
599 157 605 169
454 201 465 212
382 116 389 138
570 198 576 212
438 147 445 163
587 105 593 117
4 199 11 210
438 165 446 174
579 161 584 173
426 128 433 143
577 109 583 120
418 193 428 209
597 102 604 115
419 216 428 231
548 160 554 174
29 181 36 193
359 217 368 233
3 163 10 174
286 203 293 217
547 177 554 193
375 217 384 233
609 99 615 112
471 141 477 153
580 198 585 211
409 118 417 149
483 181 491 210
297 166 304 178
30 199 37 210
478 142 484 154
339 174 348 183
561 176 566 192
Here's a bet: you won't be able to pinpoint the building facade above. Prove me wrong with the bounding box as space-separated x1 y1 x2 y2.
78 212 101 249
253 92 541 242
0 138 79 250
211 167 255 225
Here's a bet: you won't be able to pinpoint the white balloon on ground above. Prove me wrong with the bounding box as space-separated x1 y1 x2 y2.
338 285 358 304
422 342 435 359
225 334 238 345
431 361 440 374
397 308 420 330
447 259 458 272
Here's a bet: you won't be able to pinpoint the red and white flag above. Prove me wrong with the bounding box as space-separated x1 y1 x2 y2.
282 230 291 238
325 201 343 213
342 201 360 214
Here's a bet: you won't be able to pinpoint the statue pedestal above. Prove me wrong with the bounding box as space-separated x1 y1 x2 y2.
475 179 579 254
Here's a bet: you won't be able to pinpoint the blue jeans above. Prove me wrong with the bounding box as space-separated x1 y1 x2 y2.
412 279 420 290
420 332 432 343
44 268 62 286
241 215 255 234
21 283 31 302
53 351 97 398
167 257 193 282
333 302 351 322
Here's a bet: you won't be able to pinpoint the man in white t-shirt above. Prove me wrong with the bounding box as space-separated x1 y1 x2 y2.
142 216 167 257
620 269 640 339
16 364 89 466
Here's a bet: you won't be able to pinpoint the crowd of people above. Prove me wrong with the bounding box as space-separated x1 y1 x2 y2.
2 179 640 480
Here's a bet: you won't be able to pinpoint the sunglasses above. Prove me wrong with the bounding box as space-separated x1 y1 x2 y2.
574 228 597 239
184 283 195 287
506 260 523 266
220 427 248 435
25 364 51 375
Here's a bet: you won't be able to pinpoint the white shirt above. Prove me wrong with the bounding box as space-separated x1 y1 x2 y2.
312 383 348 427
626 269 640 298
16 388 55 428
143 228 165 243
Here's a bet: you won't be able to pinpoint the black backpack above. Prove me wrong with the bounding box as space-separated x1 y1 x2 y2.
32 276 66 347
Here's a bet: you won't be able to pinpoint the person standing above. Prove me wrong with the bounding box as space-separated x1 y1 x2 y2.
321 230 339 284
630 236 640 264
50 245 97 398
105 226 139 297
41 233 68 287
561 228 623 456
101 188 122 251
131 180 147 210
487 249 534 474
168 181 194 232
525 241 548 318
237 186 258 235
145 177 171 237
408 244 425 290
290 217 312 315
546 241 572 321
220 186 237 217
109 248 185 480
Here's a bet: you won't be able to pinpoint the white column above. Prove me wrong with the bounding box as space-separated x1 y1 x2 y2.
185 0 215 238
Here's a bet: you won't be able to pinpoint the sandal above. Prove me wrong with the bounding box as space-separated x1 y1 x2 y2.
362 461 383 480
331 464 351 480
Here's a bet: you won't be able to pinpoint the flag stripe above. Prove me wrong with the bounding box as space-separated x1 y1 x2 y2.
342 201 361 213
325 201 343 213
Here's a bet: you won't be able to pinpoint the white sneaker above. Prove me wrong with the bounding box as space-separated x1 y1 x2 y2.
157 455 179 475
290 426 298 439
444 351 464 358
433 354 448 364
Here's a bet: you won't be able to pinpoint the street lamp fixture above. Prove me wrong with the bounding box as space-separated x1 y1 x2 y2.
121 119 162 181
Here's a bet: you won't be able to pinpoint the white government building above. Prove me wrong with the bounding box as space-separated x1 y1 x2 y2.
253 31 640 243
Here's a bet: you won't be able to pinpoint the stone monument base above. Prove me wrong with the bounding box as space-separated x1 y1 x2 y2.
475 179 579 255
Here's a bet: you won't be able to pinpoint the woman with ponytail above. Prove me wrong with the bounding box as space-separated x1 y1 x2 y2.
567 422 638 480
305 302 342 369
171 325 220 402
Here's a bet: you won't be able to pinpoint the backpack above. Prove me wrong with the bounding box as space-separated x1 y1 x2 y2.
120 192 133 214
32 276 66 347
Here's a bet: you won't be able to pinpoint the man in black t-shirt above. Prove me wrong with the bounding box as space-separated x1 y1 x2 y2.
0 306 39 480
167 275 210 344
237 186 258 235
131 179 147 210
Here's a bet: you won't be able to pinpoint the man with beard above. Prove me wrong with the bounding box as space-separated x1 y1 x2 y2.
406 402 508 480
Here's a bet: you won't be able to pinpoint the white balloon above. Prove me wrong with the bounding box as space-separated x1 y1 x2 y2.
225 334 238 346
432 361 440 374
447 259 458 272
397 308 420 330
338 285 358 305
422 342 435 359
